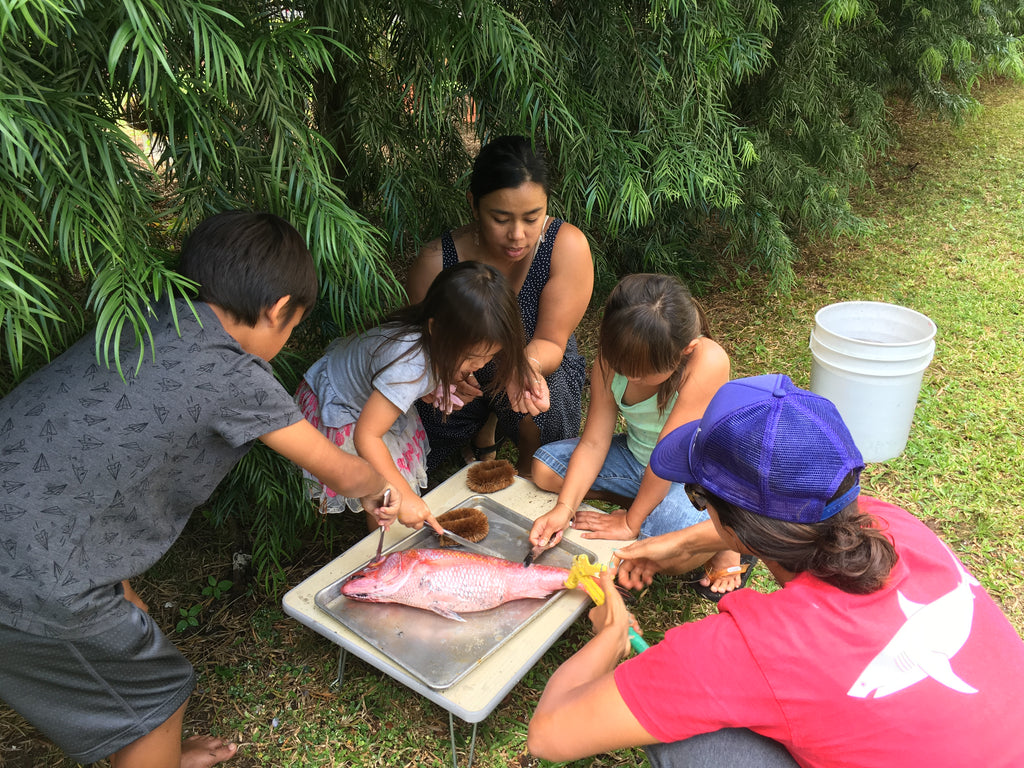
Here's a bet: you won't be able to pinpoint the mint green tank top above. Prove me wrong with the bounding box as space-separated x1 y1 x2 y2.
611 372 679 466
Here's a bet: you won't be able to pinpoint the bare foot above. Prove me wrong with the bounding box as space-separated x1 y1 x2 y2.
701 550 745 595
180 735 238 768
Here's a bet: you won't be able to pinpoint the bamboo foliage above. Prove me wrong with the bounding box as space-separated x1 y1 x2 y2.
0 0 395 384
2 0 1021 589
302 0 1021 293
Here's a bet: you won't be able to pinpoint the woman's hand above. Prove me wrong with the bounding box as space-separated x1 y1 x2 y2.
573 508 638 541
613 555 662 591
588 569 638 660
508 363 551 416
612 532 690 589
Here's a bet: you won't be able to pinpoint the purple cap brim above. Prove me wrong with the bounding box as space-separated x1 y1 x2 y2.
650 419 701 484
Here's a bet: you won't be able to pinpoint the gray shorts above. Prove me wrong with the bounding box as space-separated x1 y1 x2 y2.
0 608 195 764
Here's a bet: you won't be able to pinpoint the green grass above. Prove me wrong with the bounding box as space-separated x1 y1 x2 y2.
2 79 1023 768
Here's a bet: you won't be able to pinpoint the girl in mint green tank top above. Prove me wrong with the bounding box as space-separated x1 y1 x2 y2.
530 274 750 599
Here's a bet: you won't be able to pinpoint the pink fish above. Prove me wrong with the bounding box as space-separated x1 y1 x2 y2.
341 548 572 621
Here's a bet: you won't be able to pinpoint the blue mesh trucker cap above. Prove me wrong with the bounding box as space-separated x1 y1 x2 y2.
650 374 864 523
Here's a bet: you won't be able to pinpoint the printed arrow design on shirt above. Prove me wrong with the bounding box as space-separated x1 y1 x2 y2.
847 546 980 699
1 504 26 522
79 434 103 451
2 439 26 455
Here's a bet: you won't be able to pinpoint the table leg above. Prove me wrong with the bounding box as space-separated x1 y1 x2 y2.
448 712 478 768
331 646 348 689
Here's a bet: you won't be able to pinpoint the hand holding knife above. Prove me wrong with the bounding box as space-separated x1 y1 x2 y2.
523 529 563 567
373 488 391 561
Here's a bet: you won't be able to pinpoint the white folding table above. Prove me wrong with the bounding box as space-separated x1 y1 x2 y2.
282 467 627 767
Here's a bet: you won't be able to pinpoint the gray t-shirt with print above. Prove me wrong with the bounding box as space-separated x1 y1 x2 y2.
0 300 302 638
302 326 433 435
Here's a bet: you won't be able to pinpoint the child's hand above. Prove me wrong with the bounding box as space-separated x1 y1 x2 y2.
572 508 638 541
454 371 484 405
529 503 573 548
361 485 400 528
397 494 444 535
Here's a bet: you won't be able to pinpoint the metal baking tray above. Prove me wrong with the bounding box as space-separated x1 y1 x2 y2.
314 495 595 690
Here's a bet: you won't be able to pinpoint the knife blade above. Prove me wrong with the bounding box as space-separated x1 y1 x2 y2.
437 528 505 559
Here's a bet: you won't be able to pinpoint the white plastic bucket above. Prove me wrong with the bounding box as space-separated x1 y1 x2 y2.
809 301 936 462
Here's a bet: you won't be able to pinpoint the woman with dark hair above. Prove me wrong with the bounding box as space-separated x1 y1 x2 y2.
528 374 1024 768
406 135 594 475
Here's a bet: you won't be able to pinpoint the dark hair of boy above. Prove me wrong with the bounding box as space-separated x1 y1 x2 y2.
707 472 899 594
469 135 551 202
178 210 318 326
597 273 713 413
385 261 528 414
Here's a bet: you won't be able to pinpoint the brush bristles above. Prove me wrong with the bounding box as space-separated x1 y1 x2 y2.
465 459 517 493
436 507 490 546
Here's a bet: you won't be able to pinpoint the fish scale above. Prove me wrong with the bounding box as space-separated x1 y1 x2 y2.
342 548 573 621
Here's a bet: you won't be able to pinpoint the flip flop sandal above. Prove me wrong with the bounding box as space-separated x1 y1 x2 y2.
689 554 759 604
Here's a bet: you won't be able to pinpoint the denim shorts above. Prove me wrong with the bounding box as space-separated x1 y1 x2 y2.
534 434 709 538
0 608 195 763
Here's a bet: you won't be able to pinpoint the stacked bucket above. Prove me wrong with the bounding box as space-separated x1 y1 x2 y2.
809 301 937 463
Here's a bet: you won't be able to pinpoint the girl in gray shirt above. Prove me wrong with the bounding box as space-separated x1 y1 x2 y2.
298 261 537 529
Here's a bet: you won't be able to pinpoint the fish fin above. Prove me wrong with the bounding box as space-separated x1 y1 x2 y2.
917 652 978 694
430 604 466 622
897 590 926 619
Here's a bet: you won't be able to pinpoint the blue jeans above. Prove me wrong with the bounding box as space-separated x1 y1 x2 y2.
533 434 709 539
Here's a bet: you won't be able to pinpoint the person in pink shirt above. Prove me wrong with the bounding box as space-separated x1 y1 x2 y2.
528 374 1024 768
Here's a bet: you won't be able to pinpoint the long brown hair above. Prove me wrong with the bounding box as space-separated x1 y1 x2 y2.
597 273 711 413
380 262 528 413
709 474 898 594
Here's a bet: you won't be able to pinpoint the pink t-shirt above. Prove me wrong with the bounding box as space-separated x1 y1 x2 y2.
615 497 1024 767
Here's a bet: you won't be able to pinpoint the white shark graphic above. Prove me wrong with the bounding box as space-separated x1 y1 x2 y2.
847 545 980 699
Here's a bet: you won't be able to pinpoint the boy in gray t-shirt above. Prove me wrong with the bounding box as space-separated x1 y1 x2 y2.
0 212 414 768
